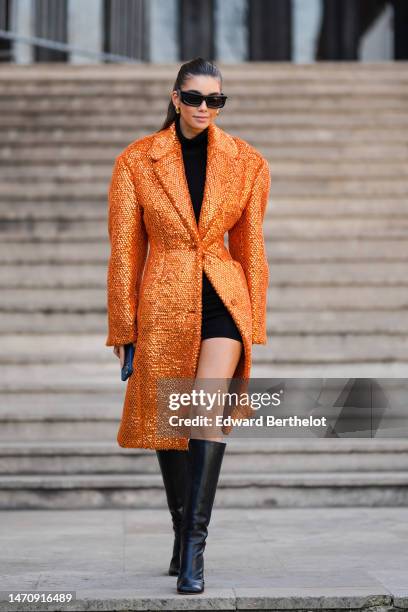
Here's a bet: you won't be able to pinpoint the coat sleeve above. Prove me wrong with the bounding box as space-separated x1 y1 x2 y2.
228 156 271 345
105 154 148 347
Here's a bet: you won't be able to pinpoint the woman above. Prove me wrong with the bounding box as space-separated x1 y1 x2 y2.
106 57 271 594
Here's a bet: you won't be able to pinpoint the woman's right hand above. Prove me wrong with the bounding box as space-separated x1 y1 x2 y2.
113 345 125 369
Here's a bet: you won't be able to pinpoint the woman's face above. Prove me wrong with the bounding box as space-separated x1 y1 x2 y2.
172 75 221 133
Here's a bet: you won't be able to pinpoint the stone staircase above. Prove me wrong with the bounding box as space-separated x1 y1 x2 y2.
0 62 407 509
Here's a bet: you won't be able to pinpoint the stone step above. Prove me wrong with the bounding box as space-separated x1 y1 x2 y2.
2 197 408 220
1 286 407 311
3 131 408 155
265 238 408 260
7 353 406 384
0 496 406 611
3 356 399 382
2 97 408 113
1 262 408 288
2 216 408 240
2 361 406 411
267 198 408 217
0 238 407 264
0 332 408 388
264 217 408 235
1 359 406 392
0 333 407 366
1 440 408 475
2 143 408 162
2 127 408 146
0 390 120 441
1 471 408 509
0 587 401 612
1 80 407 96
0 310 407 336
0 121 406 142
1 339 406 378
3 112 408 129
2 111 408 133
2 177 408 199
3 160 408 181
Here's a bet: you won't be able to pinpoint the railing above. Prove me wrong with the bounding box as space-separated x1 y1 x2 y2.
0 29 139 63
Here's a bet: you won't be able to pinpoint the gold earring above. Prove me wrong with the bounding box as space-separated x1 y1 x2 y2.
175 107 180 114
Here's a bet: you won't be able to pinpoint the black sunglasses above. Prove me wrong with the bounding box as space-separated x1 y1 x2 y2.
177 88 228 109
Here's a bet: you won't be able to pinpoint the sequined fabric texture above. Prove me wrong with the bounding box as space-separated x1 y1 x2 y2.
106 119 271 449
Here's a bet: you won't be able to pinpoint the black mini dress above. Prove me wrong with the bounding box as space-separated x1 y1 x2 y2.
175 114 242 343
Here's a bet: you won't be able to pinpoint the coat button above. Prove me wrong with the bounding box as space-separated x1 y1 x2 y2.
230 298 237 306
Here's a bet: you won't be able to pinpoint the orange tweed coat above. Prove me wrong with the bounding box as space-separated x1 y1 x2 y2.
105 119 271 450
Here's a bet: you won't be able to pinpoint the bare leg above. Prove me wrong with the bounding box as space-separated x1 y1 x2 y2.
190 337 242 443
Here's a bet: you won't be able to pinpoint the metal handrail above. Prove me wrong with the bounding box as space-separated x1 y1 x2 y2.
0 28 139 63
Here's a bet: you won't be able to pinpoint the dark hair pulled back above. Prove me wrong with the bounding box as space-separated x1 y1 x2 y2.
158 56 223 132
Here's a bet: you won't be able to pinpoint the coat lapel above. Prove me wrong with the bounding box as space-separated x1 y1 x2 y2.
149 119 238 242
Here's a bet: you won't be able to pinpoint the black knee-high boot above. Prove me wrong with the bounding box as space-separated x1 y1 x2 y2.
177 439 226 594
156 449 191 576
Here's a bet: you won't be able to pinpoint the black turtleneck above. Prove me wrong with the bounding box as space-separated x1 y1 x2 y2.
174 115 242 342
175 114 208 225
175 115 218 299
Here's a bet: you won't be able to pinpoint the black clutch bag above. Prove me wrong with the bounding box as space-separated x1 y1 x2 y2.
121 342 135 381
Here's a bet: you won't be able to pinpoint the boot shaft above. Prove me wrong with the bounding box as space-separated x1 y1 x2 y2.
156 449 191 524
177 439 226 594
182 439 226 533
